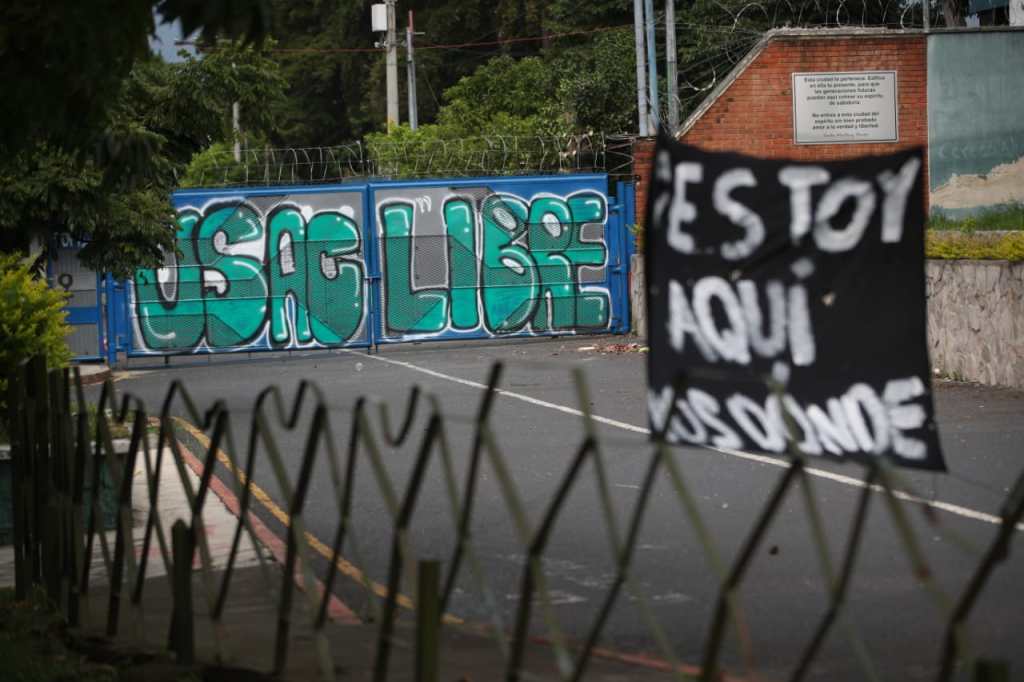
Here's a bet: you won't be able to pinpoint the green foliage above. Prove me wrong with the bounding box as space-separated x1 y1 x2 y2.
0 586 120 681
551 30 638 134
264 0 636 144
180 142 252 187
926 231 1024 262
0 1 269 156
0 255 72 419
361 29 637 158
164 41 288 150
929 204 1024 232
628 223 644 252
0 39 285 278
437 56 566 135
1 3 276 279
0 142 176 280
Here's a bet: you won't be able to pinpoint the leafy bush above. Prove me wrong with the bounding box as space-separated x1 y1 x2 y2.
0 254 72 428
929 204 1024 232
628 223 644 252
925 230 1024 262
179 142 249 188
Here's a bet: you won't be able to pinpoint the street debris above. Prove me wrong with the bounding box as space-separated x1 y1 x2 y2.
577 342 648 354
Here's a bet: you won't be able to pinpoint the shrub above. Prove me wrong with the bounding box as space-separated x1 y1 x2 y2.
929 204 1024 232
179 142 249 188
0 253 72 430
925 230 1024 262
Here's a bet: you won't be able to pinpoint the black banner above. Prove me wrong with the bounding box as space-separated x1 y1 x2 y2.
644 135 945 471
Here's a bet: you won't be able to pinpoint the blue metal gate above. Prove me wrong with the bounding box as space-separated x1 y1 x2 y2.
117 175 634 358
49 238 106 362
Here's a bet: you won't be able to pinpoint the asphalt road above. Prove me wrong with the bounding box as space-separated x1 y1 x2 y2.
102 336 1024 681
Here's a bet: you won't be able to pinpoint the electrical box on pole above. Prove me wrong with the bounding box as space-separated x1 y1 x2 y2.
371 2 400 133
371 4 387 32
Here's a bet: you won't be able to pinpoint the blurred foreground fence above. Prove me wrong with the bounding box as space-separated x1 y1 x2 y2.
4 355 1024 681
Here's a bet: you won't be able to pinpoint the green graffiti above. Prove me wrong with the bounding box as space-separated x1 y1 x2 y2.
137 188 612 352
133 210 204 350
194 205 269 348
443 198 480 330
381 202 448 334
527 197 575 330
306 211 364 343
267 208 365 345
480 195 540 332
267 207 313 344
567 194 610 327
135 200 367 352
527 194 609 330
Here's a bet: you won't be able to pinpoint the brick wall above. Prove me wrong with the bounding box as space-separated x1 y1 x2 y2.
633 137 655 226
634 31 929 220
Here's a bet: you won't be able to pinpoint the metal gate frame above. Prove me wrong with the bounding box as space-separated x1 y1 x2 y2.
108 176 635 361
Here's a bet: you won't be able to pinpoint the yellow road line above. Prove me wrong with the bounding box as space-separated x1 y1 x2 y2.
172 416 462 624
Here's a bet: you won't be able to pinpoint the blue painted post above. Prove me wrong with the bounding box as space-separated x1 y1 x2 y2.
104 274 117 366
366 184 384 349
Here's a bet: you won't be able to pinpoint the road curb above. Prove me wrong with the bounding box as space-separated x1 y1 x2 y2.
75 364 112 386
170 425 360 625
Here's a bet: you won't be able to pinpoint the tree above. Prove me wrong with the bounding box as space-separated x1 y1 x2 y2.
0 41 286 278
0 1 272 278
0 1 270 156
249 1 639 144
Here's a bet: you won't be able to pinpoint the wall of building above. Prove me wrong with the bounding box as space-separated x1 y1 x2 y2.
632 138 655 226
677 31 928 165
927 29 1024 218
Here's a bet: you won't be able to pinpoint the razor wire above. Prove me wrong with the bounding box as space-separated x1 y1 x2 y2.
181 134 622 188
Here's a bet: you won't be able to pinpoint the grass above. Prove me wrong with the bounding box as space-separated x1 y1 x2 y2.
929 203 1024 232
0 587 215 681
926 230 1024 262
0 587 117 682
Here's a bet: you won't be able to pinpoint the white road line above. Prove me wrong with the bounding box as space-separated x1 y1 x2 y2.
353 351 1023 532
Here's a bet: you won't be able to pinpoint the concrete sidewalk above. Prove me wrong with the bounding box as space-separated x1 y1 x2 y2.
3 435 693 680
76 361 113 385
75 563 693 681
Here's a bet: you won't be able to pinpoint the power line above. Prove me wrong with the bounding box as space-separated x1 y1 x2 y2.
180 23 635 56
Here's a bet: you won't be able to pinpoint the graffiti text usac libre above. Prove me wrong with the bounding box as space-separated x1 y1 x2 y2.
134 202 365 350
380 191 610 335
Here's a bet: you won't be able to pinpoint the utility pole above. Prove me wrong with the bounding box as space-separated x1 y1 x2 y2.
644 0 660 133
665 0 679 132
922 0 930 30
232 101 241 162
231 60 241 162
386 0 400 132
633 0 649 137
406 10 419 130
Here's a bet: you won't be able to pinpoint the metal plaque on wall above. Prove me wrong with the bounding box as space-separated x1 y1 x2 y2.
792 71 898 145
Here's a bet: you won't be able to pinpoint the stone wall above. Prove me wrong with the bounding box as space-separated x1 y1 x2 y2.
927 259 1024 389
630 256 1024 389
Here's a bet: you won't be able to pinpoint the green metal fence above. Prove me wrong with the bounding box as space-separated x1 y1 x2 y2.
4 356 1024 681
